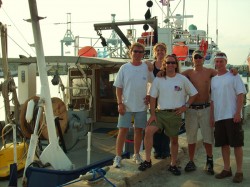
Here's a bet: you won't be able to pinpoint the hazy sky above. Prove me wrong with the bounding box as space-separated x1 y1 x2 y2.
0 0 249 65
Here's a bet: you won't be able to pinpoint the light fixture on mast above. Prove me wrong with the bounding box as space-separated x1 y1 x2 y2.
61 13 75 56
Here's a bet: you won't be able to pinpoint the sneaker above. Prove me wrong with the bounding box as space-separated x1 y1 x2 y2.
113 156 122 168
215 168 232 179
132 153 143 164
233 172 243 183
184 161 196 172
138 160 152 171
168 165 181 176
204 159 214 175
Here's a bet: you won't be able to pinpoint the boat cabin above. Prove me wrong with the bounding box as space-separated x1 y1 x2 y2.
6 56 127 124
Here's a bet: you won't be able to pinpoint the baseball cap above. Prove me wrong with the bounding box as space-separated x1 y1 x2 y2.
192 50 204 58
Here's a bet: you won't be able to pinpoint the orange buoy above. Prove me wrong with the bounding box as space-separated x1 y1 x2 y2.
173 43 188 61
78 46 97 57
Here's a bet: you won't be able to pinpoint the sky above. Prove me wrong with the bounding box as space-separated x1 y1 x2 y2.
0 0 250 65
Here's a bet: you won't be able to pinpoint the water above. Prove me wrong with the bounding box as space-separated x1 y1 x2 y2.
0 75 68 121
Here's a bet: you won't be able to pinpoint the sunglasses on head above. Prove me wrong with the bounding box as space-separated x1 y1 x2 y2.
166 61 176 65
133 50 144 54
194 55 203 59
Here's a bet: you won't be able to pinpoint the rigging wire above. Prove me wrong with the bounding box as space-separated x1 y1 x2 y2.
171 0 182 17
154 0 178 27
2 7 35 56
7 35 32 57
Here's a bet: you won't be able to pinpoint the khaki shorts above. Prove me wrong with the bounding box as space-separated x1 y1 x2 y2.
149 110 182 137
185 107 214 144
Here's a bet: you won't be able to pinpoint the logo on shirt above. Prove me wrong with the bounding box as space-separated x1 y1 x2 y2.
174 86 182 91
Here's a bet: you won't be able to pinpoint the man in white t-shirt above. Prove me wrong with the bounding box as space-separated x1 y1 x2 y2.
112 42 154 168
138 54 198 176
210 52 247 183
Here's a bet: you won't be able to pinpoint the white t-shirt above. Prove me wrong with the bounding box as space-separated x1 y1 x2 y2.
211 72 247 121
150 73 198 109
113 61 154 112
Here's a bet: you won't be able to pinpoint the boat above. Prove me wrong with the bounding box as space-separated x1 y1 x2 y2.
0 0 222 186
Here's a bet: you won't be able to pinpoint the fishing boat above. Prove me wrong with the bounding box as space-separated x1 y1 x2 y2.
0 0 222 186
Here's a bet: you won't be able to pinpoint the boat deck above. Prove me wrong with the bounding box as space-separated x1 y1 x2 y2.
0 122 118 186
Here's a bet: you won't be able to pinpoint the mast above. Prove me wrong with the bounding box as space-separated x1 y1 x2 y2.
182 0 185 30
216 0 218 46
207 0 209 37
27 0 72 170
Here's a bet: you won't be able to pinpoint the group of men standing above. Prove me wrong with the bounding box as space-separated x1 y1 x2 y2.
113 42 247 184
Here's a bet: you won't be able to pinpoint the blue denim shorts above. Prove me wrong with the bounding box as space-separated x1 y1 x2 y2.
117 111 147 129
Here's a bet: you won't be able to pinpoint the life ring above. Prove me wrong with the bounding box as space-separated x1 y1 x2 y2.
19 96 68 140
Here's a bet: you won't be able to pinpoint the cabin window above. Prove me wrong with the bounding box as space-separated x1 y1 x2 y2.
72 78 91 98
68 68 92 110
96 69 119 122
100 72 116 99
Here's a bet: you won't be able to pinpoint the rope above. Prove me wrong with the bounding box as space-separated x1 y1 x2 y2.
10 77 20 125
87 168 116 187
57 168 116 187
0 77 20 124
1 79 11 123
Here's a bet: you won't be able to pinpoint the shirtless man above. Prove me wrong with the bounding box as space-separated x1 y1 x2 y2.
182 50 217 175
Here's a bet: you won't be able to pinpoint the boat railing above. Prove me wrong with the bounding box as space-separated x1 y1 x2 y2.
73 30 217 63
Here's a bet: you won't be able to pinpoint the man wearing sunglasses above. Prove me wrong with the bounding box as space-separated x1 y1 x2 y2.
139 54 198 176
182 50 218 175
182 50 238 175
113 42 154 168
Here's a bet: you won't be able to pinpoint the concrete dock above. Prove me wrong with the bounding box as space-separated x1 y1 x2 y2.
68 105 250 187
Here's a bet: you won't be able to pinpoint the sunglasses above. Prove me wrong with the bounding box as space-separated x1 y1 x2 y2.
133 50 144 54
194 55 203 59
166 61 176 65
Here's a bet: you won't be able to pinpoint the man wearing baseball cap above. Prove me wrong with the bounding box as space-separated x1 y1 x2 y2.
182 49 218 175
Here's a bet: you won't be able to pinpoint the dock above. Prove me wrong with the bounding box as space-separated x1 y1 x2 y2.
68 105 250 187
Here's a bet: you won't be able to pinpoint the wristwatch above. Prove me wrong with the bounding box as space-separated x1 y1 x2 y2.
185 103 190 108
